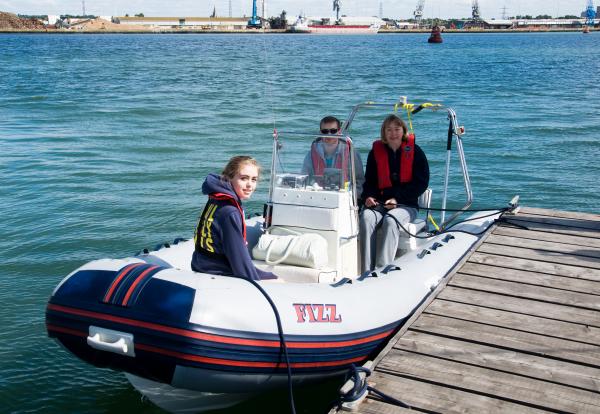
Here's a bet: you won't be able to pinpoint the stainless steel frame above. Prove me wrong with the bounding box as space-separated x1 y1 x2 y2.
269 98 473 231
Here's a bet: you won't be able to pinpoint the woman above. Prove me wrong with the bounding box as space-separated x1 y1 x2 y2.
192 156 277 280
360 114 430 272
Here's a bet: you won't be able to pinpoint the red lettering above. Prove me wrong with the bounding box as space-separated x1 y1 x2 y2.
293 304 306 323
314 304 328 322
293 303 342 323
326 304 342 323
306 304 317 323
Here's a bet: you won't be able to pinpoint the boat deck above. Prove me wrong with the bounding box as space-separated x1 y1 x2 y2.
334 207 600 413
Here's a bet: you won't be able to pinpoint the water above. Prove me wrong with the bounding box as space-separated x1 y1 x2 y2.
1 32 599 413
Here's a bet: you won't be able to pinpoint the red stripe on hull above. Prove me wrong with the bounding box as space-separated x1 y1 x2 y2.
103 263 144 303
122 265 159 306
47 303 393 349
135 343 367 369
46 324 369 369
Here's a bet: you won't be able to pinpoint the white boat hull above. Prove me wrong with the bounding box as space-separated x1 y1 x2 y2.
47 212 498 412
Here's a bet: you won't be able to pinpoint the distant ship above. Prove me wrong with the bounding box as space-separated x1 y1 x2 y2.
290 15 379 34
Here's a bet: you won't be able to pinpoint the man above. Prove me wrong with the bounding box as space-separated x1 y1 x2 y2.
301 116 365 192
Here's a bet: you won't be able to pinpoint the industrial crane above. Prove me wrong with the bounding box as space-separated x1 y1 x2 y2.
414 0 425 26
472 0 481 20
248 0 261 27
333 0 341 22
585 0 596 27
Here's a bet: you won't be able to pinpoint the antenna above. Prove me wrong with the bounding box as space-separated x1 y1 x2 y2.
501 5 507 19
82 0 86 16
229 0 232 17
379 1 383 18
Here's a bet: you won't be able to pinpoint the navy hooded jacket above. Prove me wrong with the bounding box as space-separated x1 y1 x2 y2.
191 173 276 281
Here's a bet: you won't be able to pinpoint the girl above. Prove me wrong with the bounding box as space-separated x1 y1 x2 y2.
192 156 277 280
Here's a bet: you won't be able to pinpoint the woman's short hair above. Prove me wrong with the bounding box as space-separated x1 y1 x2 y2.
221 156 261 180
380 114 409 144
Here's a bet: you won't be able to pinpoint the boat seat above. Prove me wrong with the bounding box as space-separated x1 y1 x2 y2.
253 260 337 284
397 188 432 251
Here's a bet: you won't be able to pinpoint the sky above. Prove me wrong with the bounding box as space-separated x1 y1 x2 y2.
0 0 591 20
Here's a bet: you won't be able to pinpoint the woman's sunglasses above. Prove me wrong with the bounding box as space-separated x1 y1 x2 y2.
320 128 339 134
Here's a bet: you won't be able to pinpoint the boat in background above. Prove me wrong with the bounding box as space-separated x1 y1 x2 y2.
428 25 443 43
289 0 380 34
583 25 590 33
289 15 310 33
290 15 379 34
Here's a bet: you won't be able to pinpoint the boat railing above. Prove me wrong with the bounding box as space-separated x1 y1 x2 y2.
341 99 472 229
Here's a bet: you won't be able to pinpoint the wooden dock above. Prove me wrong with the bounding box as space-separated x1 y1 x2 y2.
335 207 600 413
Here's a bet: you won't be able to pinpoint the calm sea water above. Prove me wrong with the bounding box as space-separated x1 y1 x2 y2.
1 32 599 413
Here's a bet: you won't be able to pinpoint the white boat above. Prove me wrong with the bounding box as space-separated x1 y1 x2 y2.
46 99 512 413
289 15 311 33
306 24 379 34
289 15 379 34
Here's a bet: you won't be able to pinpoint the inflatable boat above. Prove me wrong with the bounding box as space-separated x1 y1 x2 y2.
46 99 509 413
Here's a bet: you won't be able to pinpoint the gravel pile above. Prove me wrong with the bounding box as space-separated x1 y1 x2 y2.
0 11 45 30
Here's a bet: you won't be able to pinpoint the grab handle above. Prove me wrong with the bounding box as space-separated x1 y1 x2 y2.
87 326 135 357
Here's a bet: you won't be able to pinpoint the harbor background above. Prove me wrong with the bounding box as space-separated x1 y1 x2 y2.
1 32 599 413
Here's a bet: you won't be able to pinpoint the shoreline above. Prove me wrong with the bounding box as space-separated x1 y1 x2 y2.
0 27 597 34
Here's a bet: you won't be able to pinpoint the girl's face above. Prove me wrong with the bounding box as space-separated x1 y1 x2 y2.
231 163 259 201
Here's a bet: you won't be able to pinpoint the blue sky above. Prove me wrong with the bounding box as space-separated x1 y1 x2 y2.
0 0 591 19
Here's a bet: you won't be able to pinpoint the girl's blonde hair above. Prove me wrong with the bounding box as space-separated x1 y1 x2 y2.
380 114 409 144
221 156 261 180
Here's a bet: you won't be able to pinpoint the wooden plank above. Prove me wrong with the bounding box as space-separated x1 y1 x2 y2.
448 274 600 313
477 243 600 269
460 262 600 294
425 300 600 345
394 330 600 392
377 350 600 413
353 398 413 414
440 284 600 327
468 252 600 281
370 220 497 367
520 207 600 223
362 371 547 414
494 225 600 249
499 217 600 239
485 233 600 260
511 212 600 232
411 313 600 367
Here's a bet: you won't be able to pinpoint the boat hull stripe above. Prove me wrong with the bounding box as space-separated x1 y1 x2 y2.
102 263 143 303
122 265 160 306
46 303 395 349
46 323 369 370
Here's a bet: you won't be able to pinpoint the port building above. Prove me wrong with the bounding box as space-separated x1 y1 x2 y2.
114 16 250 30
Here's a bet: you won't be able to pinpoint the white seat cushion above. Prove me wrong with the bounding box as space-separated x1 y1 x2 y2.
253 260 337 284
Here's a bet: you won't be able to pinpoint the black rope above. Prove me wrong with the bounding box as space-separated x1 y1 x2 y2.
235 276 296 414
338 364 412 410
367 385 412 409
367 206 514 239
495 216 531 230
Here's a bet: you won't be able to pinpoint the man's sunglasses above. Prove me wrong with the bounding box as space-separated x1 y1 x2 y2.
320 128 339 134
